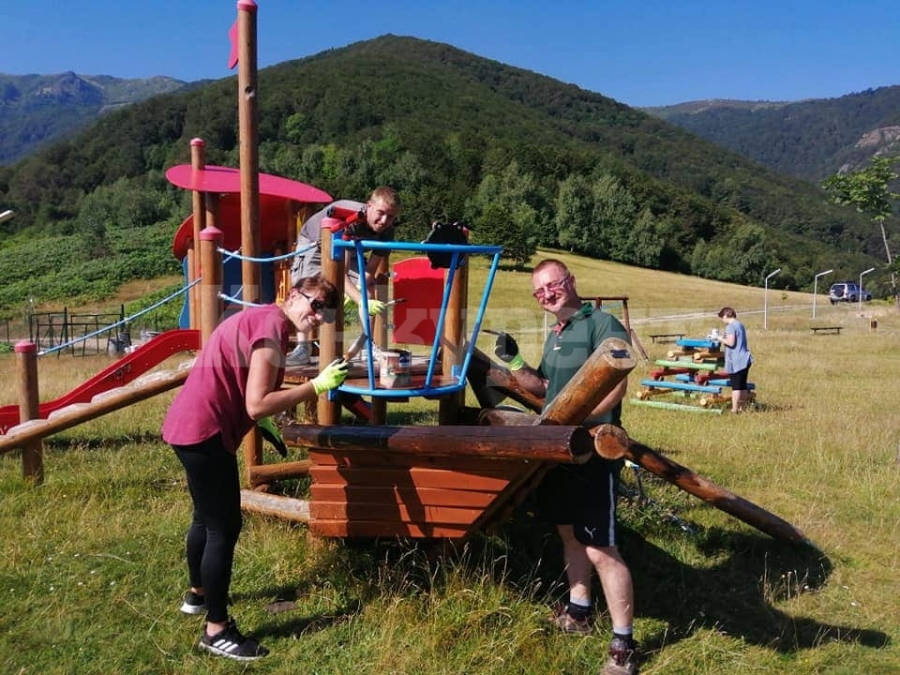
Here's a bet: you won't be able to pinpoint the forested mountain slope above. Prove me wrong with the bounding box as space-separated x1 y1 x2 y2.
0 36 885 310
644 86 900 182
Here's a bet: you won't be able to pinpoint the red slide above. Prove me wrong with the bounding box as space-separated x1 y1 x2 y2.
0 329 200 435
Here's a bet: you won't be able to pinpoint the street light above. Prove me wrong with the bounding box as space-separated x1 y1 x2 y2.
859 267 876 313
813 269 833 319
0 210 14 224
764 268 782 330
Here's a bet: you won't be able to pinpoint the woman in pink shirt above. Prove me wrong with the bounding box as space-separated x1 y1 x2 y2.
162 273 348 661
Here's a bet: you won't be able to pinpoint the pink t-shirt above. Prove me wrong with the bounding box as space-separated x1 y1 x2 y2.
162 304 290 454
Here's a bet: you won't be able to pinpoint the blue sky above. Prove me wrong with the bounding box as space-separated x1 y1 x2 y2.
2 0 897 107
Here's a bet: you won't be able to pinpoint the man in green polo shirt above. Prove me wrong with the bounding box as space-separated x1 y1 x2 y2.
498 258 639 675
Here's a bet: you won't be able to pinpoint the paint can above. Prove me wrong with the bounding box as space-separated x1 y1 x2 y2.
379 349 411 388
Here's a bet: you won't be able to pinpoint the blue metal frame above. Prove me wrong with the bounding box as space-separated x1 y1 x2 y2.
330 238 503 399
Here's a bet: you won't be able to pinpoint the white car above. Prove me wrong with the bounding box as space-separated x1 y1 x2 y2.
829 282 872 304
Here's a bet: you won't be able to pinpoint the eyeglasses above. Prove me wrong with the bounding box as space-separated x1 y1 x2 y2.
299 291 326 313
532 274 571 300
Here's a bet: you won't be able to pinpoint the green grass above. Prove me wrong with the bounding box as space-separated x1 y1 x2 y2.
1 249 898 674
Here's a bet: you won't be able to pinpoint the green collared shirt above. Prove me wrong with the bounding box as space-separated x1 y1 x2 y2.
537 303 630 425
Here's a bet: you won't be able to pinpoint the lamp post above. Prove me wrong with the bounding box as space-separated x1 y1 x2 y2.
813 269 833 319
859 267 875 313
764 268 781 330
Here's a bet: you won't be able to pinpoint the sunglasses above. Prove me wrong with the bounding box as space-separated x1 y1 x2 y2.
532 274 571 300
299 291 326 313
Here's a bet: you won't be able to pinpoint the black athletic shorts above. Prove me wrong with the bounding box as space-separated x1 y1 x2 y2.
730 365 751 391
536 455 623 547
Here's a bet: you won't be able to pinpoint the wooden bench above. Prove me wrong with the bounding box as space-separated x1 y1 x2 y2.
810 326 842 335
648 333 685 343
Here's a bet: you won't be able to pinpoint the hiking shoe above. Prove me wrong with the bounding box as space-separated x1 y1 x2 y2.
602 637 639 675
548 604 592 635
179 591 206 615
198 619 269 661
285 342 311 366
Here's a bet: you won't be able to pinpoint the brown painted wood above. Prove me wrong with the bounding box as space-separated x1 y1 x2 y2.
248 459 312 483
240 489 309 523
594 425 809 545
539 337 636 425
310 485 497 508
311 501 483 525
466 347 544 412
310 520 470 539
308 464 519 491
286 424 593 463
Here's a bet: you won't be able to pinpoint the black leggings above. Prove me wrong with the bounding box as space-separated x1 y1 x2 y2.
172 435 242 623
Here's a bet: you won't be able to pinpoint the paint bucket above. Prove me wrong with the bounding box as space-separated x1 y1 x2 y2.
379 349 411 388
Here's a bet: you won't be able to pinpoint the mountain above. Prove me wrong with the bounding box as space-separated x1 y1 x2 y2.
0 36 887 313
0 72 189 165
643 86 900 182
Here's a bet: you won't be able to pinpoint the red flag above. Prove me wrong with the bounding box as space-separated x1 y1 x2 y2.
227 19 239 69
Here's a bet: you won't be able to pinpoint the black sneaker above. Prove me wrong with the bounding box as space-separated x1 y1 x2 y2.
179 591 206 615
198 619 269 661
602 637 639 675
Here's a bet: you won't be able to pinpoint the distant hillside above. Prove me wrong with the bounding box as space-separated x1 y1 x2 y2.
643 86 900 181
0 36 888 311
0 72 188 164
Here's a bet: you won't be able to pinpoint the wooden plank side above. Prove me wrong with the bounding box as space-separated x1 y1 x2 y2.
309 485 498 508
310 500 483 525
309 519 470 539
309 465 516 491
307 450 532 474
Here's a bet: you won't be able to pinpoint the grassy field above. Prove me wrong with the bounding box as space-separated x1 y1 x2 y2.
1 250 897 674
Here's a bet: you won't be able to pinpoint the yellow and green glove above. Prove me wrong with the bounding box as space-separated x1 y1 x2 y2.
494 332 525 371
311 358 350 395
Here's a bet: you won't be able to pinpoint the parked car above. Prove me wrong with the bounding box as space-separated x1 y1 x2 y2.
828 281 872 304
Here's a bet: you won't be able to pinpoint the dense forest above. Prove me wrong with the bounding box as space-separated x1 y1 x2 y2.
646 86 900 182
0 36 889 314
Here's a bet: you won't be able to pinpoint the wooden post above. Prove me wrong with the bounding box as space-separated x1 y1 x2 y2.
539 337 636 425
237 0 260 306
317 219 343 425
188 138 206 330
15 341 43 484
466 347 544 413
439 262 467 424
591 424 810 545
199 226 224 346
371 259 391 424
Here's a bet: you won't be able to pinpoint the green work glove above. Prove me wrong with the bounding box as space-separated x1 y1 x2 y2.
367 298 387 316
258 416 287 458
494 331 525 371
343 295 357 313
311 358 350 395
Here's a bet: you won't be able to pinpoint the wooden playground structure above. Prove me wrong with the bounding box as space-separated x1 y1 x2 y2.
0 1 808 548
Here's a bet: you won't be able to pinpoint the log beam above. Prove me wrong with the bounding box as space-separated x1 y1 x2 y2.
591 424 810 545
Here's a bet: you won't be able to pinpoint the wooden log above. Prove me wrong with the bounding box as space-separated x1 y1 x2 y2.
0 367 189 453
283 424 593 464
248 459 312 484
240 489 309 523
591 424 809 545
538 337 635 426
465 347 544 412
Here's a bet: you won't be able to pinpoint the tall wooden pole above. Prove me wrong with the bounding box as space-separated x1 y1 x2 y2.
439 262 467 424
237 0 260 307
317 220 343 425
237 0 262 472
199 227 224 346
188 138 206 330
